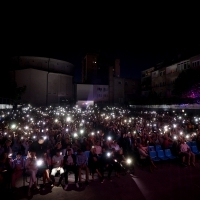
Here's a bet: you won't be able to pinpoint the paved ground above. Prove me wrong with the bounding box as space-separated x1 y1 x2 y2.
1 160 200 200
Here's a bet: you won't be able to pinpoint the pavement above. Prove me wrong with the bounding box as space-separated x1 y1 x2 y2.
1 160 200 200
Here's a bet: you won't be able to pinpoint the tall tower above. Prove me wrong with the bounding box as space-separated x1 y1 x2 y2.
114 59 120 77
82 54 98 83
82 53 113 84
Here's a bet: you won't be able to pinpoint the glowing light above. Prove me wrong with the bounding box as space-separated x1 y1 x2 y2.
74 133 78 137
174 136 177 140
126 158 132 164
66 117 71 122
107 152 111 157
43 136 47 140
36 159 43 166
107 136 112 141
11 124 16 129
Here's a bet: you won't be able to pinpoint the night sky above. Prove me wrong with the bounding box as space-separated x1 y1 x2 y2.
3 3 200 82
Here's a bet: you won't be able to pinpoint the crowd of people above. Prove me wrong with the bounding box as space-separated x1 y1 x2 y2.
0 103 200 197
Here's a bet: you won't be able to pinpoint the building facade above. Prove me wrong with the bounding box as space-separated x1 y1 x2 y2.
141 54 200 99
9 56 75 106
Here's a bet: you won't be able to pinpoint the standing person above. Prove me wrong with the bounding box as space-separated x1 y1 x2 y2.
29 137 48 159
22 139 33 158
137 143 157 172
0 152 12 189
1 139 12 157
29 137 48 182
11 152 24 191
63 149 79 190
179 139 195 167
99 147 113 183
88 147 103 181
124 133 134 157
25 151 40 197
76 149 89 187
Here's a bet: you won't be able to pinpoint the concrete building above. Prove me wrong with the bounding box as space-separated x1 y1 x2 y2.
141 67 155 97
80 54 139 105
141 53 200 99
9 56 75 106
8 54 140 107
76 84 109 106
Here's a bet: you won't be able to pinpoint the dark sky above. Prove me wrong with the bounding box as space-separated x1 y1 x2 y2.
3 3 200 82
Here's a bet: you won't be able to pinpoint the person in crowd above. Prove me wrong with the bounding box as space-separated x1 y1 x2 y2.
22 139 33 158
63 149 79 190
111 140 120 152
0 139 12 157
29 137 48 159
137 143 157 172
0 151 12 189
123 132 134 157
11 151 24 191
162 135 173 149
50 141 63 157
99 147 113 183
25 151 40 197
38 152 52 190
93 140 102 156
76 148 89 186
111 148 122 177
88 147 103 181
179 139 195 167
50 149 64 186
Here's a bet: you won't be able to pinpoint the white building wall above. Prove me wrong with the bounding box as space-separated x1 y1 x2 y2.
13 69 73 106
15 68 47 105
93 85 109 102
48 73 73 105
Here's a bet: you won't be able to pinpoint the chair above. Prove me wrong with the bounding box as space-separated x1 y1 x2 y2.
186 142 191 148
155 145 162 152
157 150 169 161
191 145 200 155
23 169 43 187
148 146 155 152
149 151 161 163
164 149 177 160
191 141 197 146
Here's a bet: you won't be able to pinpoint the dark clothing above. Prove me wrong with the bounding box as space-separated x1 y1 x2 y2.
29 141 47 158
123 137 134 157
64 165 78 184
88 152 100 174
63 154 78 184
99 152 113 178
